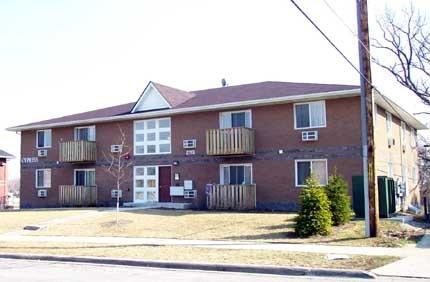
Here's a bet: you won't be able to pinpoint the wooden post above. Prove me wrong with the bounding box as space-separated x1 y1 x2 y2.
357 0 379 237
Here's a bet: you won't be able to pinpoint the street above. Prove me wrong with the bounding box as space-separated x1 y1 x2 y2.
0 258 428 282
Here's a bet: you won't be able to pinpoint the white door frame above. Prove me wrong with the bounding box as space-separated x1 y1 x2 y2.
133 165 159 203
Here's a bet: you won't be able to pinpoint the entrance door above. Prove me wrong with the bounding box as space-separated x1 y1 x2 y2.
158 166 171 203
134 166 159 203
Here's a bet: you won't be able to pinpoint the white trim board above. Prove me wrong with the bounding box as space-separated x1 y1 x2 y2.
131 82 172 113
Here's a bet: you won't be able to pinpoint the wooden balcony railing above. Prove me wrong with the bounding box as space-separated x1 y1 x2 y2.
59 185 97 207
206 184 256 210
206 127 255 156
59 140 96 162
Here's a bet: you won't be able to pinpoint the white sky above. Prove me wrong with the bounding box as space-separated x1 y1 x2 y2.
1 0 429 179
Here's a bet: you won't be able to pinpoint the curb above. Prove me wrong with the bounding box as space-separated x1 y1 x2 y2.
0 253 376 279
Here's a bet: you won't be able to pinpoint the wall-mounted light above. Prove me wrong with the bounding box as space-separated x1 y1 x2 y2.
174 173 180 181
173 160 180 166
278 149 284 154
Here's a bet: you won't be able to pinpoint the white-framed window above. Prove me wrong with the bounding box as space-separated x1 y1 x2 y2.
386 111 392 139
219 110 252 129
35 169 51 188
74 169 96 186
134 165 159 202
411 128 417 147
294 101 326 129
387 161 393 178
295 159 328 187
134 118 171 155
36 129 52 148
74 126 96 141
402 164 408 192
220 164 253 185
401 121 407 146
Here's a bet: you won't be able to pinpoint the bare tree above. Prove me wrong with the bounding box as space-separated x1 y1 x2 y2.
373 4 430 107
102 125 133 225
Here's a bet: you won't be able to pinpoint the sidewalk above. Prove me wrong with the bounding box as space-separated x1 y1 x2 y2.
372 233 430 279
1 232 428 257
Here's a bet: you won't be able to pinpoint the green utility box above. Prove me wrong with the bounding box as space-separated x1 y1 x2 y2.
352 175 396 218
378 176 396 218
352 175 365 218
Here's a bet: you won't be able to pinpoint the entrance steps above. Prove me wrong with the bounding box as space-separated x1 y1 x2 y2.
123 202 192 210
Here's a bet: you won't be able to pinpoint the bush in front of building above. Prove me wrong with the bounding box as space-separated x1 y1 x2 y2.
325 172 352 226
295 176 332 237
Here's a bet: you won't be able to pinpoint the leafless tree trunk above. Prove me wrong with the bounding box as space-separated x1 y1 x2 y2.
102 125 133 225
373 4 430 106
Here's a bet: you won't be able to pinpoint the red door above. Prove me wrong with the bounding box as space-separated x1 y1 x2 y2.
158 166 171 203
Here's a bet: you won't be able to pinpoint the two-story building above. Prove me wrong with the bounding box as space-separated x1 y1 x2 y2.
7 81 426 210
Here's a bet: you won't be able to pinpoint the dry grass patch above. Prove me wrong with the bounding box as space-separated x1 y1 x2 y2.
0 209 97 234
33 209 425 247
0 241 399 270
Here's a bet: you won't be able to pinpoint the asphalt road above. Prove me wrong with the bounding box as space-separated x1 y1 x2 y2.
0 258 428 282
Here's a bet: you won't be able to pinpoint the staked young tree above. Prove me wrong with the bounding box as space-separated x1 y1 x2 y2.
102 125 133 225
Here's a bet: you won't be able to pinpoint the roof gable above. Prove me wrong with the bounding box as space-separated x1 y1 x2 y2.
131 82 172 113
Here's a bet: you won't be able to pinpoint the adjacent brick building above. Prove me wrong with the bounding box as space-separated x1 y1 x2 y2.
8 81 426 211
0 149 14 208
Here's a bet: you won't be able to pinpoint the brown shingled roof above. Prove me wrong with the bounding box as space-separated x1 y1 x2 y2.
10 81 359 129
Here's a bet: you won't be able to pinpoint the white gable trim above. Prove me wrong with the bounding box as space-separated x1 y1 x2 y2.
131 82 172 113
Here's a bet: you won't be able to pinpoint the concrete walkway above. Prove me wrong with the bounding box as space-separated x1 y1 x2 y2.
372 233 430 279
1 233 429 258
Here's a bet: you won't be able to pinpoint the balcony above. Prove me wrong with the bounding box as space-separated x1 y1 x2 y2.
59 140 96 163
59 185 97 207
206 127 255 156
206 184 256 210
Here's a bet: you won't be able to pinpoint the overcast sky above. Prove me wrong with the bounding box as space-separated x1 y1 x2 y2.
1 0 429 179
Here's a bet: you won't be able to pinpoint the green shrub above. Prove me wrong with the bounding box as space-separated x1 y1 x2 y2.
295 176 332 237
325 173 352 226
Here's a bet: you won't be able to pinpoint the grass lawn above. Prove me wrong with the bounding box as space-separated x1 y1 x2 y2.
0 241 399 270
0 209 97 234
33 209 426 247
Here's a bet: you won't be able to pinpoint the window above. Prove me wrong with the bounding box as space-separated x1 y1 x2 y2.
74 169 96 186
36 129 52 148
220 164 252 185
35 169 51 188
401 122 407 146
386 112 392 139
402 164 408 192
220 110 252 129
294 101 326 129
295 159 328 186
134 118 171 155
411 128 417 147
74 126 96 141
387 162 393 178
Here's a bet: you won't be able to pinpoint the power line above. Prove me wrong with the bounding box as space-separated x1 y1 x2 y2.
288 0 410 124
321 0 373 57
289 0 372 86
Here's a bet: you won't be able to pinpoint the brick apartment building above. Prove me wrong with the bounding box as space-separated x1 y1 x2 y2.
7 81 426 210
0 149 14 208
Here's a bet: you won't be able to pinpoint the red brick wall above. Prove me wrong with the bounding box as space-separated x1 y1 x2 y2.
20 97 363 209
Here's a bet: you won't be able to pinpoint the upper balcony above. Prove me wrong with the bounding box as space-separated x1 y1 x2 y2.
59 140 97 163
206 127 255 156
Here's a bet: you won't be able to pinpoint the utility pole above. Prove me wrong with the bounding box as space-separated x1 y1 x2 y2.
356 0 379 237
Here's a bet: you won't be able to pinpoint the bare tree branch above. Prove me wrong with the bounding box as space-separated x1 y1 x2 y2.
372 4 430 106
